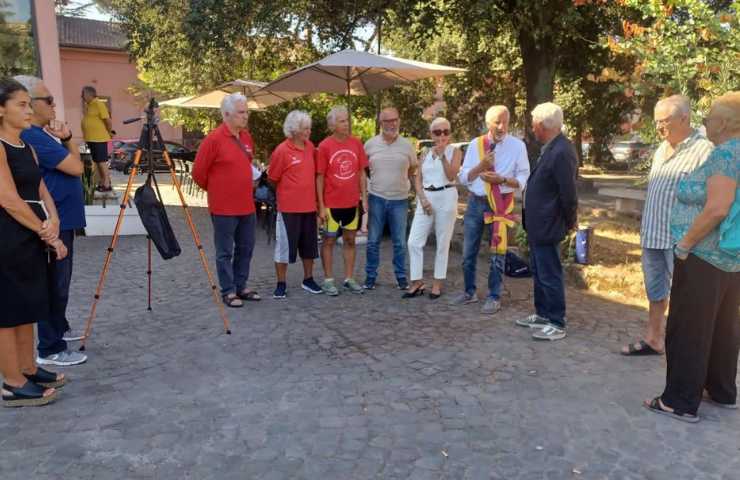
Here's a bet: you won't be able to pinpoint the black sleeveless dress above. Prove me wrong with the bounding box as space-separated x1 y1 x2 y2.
0 139 49 328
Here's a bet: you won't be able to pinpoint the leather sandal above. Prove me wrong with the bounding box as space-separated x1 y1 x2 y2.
24 367 66 389
402 284 425 299
237 290 261 301
222 294 243 308
2 381 58 408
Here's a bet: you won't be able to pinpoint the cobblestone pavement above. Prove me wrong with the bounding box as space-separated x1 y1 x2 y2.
2 203 739 480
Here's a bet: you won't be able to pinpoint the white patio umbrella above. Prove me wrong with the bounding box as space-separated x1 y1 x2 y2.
260 49 466 118
160 79 304 110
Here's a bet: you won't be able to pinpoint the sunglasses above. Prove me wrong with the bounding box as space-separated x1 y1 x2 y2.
32 96 54 106
431 129 450 136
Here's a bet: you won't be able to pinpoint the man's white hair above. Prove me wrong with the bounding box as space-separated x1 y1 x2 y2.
326 105 348 130
12 75 43 94
220 93 248 119
655 94 691 118
429 117 450 132
283 110 311 138
531 102 564 131
484 105 509 126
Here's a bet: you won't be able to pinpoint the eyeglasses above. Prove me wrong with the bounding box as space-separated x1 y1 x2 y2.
431 129 450 136
381 117 399 123
701 116 709 127
32 96 54 106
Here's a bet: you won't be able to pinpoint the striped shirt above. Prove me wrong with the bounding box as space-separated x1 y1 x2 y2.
640 130 713 249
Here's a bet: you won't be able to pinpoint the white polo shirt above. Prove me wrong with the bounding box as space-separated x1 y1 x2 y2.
458 133 530 196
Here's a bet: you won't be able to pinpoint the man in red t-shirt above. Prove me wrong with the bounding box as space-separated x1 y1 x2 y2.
267 110 322 299
316 106 368 296
192 93 260 307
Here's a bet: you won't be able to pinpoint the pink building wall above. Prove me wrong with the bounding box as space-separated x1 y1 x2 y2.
33 0 65 118
59 48 181 143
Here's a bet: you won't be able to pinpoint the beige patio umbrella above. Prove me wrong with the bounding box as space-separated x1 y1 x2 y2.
161 79 304 110
261 49 466 118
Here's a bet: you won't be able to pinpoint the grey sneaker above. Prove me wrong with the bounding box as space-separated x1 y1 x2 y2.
532 324 566 341
37 350 88 366
322 278 339 296
343 278 364 294
481 298 501 314
448 292 479 306
516 314 550 329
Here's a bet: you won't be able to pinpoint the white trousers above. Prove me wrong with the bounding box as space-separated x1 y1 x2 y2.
408 187 458 281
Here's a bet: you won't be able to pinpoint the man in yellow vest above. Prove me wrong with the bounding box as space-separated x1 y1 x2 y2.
450 105 530 314
81 86 114 192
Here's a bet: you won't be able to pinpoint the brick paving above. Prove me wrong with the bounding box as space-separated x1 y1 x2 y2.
1 193 739 479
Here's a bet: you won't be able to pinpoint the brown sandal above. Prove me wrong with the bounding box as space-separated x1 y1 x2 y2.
222 294 243 308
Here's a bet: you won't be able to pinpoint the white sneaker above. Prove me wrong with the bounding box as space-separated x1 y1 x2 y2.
37 350 88 366
532 324 566 341
515 314 549 329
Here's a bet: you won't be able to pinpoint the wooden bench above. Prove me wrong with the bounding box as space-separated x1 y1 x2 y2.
597 187 646 215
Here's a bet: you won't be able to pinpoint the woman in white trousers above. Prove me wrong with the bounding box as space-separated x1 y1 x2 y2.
405 117 462 299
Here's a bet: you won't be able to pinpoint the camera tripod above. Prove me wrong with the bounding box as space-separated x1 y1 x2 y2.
79 98 231 351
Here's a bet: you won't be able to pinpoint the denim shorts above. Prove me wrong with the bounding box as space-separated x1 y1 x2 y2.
641 248 674 302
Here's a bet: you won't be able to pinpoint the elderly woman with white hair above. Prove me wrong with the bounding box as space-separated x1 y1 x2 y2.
404 117 462 299
644 91 740 422
267 110 322 299
517 102 578 341
192 92 261 307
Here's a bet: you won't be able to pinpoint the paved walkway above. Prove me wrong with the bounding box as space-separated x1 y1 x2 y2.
2 202 739 479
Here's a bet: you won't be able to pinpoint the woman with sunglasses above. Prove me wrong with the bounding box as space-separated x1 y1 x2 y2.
405 117 462 299
0 78 68 407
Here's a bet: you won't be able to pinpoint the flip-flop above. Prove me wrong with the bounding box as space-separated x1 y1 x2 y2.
621 339 663 356
237 290 261 301
643 397 699 423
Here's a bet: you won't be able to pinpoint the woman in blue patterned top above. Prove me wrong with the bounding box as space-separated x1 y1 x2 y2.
645 91 740 423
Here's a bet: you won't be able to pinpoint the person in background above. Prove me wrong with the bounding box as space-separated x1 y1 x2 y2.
405 117 462 299
316 106 368 296
450 105 530 313
0 78 67 407
15 75 87 366
81 86 113 192
363 107 417 291
644 91 740 422
622 95 712 356
516 102 577 341
268 110 322 299
192 93 260 307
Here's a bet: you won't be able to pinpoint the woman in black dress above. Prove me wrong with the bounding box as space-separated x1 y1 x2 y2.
0 78 68 407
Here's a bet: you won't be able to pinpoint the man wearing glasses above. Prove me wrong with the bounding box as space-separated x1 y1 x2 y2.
362 107 417 290
14 75 88 366
621 95 712 356
451 105 530 314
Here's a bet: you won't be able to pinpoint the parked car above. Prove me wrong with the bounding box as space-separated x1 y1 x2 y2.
109 139 195 174
609 140 654 166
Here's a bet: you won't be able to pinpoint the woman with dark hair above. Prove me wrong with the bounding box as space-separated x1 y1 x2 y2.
0 78 67 407
81 85 113 192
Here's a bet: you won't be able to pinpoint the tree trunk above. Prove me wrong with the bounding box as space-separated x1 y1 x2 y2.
518 29 556 168
574 124 584 167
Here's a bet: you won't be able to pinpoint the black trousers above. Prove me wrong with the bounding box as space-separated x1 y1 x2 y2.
661 254 740 415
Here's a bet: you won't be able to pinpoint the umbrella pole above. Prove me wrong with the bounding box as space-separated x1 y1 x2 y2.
346 74 352 133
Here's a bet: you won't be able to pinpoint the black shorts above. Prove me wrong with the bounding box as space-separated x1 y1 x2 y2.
87 142 109 163
275 212 318 263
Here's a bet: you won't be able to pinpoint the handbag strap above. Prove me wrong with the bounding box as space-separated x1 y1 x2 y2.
230 135 253 163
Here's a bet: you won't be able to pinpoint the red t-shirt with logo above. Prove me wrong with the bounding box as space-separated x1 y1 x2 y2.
316 135 368 208
191 123 255 215
268 139 317 213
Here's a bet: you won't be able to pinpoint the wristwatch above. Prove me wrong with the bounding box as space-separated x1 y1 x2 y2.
674 243 690 260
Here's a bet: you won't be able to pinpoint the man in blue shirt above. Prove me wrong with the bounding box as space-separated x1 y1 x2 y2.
15 75 88 366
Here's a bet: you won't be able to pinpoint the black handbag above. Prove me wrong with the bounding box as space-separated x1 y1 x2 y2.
134 175 181 260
